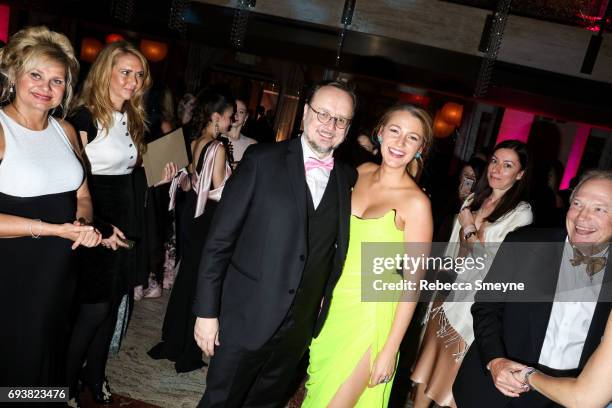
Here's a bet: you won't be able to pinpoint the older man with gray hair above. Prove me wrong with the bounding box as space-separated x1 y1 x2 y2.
454 169 612 408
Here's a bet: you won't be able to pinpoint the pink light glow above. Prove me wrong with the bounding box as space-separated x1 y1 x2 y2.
0 4 9 43
560 125 591 190
495 108 534 144
577 0 610 32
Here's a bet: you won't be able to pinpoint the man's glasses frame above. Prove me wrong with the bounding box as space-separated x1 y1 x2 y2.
307 104 352 129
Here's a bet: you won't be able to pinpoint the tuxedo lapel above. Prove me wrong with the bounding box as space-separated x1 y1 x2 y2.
286 139 307 226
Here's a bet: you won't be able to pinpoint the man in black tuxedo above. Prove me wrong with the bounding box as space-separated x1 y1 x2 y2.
192 80 358 407
453 170 612 408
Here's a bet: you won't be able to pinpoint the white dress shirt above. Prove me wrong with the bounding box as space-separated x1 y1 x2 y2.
538 239 606 369
301 136 332 209
85 111 138 175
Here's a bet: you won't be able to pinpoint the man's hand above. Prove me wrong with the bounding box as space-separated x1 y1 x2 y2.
194 317 220 357
489 357 529 397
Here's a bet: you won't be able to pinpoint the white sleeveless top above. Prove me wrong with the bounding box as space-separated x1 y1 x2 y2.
0 110 84 197
84 111 138 176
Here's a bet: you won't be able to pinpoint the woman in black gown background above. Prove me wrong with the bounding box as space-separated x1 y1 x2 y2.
0 26 101 387
149 91 234 373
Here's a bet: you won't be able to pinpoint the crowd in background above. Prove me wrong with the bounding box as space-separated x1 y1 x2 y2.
0 25 610 408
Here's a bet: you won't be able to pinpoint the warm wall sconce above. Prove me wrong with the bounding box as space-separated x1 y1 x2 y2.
440 102 464 127
433 111 455 138
80 37 103 63
106 33 125 43
140 39 168 62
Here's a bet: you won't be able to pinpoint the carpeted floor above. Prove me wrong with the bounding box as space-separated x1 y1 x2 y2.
105 291 206 408
102 290 416 408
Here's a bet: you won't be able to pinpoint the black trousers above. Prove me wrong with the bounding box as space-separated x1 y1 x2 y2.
198 318 311 408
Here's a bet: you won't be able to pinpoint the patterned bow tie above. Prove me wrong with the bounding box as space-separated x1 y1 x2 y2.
305 157 334 172
570 247 607 277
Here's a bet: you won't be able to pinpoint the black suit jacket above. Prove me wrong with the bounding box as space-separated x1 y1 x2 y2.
193 138 357 350
454 227 612 408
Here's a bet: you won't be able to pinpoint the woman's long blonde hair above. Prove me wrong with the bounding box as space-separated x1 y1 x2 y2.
0 26 79 117
373 104 433 180
76 41 151 151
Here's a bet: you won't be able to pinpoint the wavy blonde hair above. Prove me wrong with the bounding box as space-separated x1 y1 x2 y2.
76 41 151 151
373 104 433 181
0 26 79 117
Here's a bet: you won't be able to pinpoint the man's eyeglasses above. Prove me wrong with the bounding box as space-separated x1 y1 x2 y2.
308 104 351 129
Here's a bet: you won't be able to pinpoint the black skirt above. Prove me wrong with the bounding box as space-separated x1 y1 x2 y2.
0 190 77 386
75 170 146 304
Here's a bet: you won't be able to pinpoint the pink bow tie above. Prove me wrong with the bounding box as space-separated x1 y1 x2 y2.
305 157 334 172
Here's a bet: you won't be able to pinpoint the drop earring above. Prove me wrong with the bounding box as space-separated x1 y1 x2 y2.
377 135 383 144
415 151 422 159
9 84 15 94
214 121 219 136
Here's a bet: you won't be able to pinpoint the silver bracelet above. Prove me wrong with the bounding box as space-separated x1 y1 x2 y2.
29 219 42 239
523 367 537 391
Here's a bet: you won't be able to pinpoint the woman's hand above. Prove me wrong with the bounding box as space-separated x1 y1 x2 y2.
458 207 475 228
489 357 528 397
71 219 102 249
155 162 180 186
368 347 397 387
101 225 130 251
54 222 100 249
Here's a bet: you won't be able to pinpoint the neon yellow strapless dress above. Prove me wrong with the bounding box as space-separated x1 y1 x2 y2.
304 211 404 408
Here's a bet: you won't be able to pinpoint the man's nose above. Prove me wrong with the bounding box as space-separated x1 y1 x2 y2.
324 118 338 130
576 206 590 221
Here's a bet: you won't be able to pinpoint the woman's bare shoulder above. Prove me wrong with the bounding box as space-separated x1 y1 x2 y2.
356 161 378 175
397 183 431 216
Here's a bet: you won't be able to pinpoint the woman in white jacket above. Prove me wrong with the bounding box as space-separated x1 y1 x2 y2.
411 140 534 408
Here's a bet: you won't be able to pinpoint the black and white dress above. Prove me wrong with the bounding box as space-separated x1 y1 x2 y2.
69 107 146 305
0 110 84 386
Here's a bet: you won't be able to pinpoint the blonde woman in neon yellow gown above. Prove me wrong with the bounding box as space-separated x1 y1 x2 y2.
303 104 434 407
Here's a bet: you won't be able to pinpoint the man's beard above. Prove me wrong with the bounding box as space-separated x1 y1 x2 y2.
305 130 338 155
307 139 333 155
